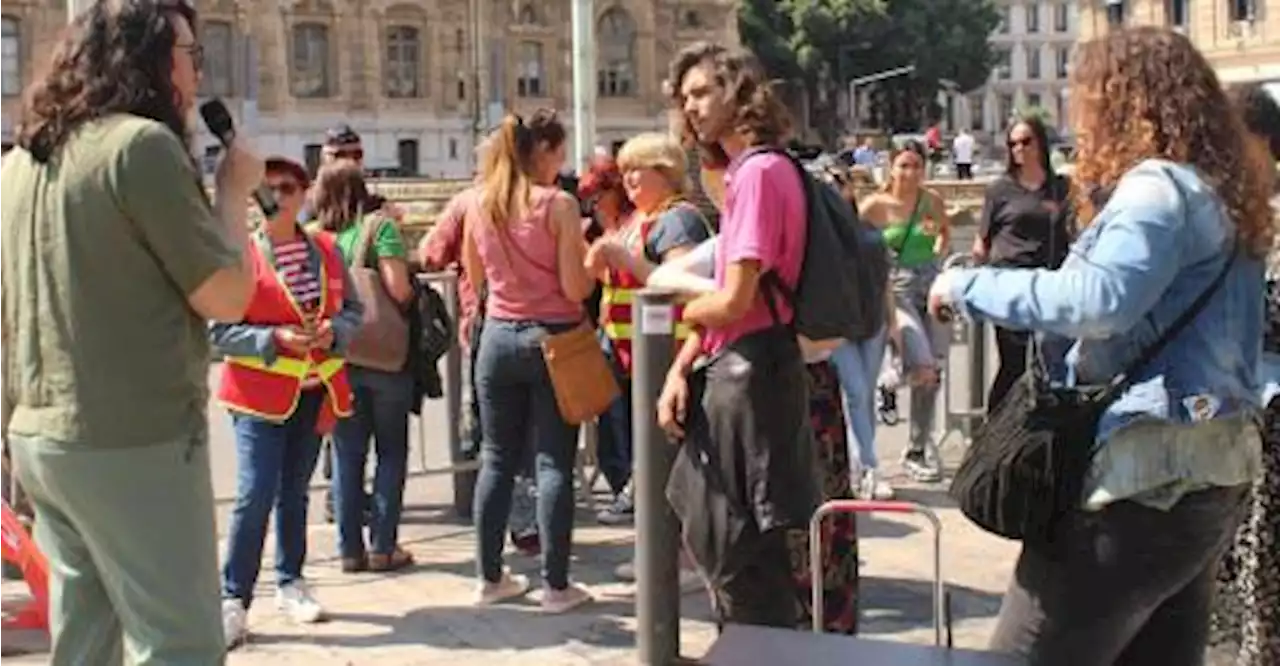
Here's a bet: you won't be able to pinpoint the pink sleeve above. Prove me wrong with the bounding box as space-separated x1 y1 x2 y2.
720 157 785 269
419 192 467 270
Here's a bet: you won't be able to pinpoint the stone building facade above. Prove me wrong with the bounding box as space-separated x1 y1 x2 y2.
1077 0 1279 85
0 0 738 177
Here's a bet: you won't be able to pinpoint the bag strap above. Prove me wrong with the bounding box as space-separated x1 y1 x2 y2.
1101 240 1238 399
352 205 378 270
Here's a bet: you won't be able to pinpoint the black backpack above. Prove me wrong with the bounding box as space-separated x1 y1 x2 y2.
748 147 889 343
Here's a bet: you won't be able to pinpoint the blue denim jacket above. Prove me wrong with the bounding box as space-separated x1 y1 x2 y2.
209 232 365 363
949 159 1264 444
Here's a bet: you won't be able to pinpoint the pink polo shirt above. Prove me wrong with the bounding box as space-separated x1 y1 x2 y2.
702 151 807 355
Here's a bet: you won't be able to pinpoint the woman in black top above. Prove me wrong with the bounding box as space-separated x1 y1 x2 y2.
971 114 1072 412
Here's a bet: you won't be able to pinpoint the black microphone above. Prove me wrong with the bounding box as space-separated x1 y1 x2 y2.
199 99 279 218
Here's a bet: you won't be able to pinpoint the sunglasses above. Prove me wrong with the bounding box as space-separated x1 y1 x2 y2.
1008 137 1035 148
267 182 301 196
175 42 204 71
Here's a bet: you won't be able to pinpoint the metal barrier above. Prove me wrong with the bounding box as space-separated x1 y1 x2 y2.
632 289 682 665
932 253 990 476
415 271 480 517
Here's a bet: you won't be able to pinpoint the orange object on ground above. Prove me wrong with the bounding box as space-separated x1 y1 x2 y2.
1 501 48 631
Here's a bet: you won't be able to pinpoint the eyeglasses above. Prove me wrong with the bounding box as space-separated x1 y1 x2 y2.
174 41 204 71
1008 137 1035 148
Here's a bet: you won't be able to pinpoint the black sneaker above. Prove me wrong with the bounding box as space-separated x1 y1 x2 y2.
902 450 941 483
877 386 900 426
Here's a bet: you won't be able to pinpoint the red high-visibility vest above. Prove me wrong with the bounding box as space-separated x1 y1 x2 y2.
600 210 695 374
216 231 353 433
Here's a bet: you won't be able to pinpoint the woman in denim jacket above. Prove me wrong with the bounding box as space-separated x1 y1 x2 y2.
929 28 1272 665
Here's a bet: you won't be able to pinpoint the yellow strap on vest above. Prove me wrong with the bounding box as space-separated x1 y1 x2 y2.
226 355 346 379
600 285 634 306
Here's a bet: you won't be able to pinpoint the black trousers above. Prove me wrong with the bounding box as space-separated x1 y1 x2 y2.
988 326 1029 414
990 486 1249 665
712 527 797 630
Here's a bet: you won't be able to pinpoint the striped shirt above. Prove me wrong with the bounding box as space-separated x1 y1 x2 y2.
273 239 322 309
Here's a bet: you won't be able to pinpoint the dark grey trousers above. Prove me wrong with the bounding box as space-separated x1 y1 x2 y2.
990 485 1249 666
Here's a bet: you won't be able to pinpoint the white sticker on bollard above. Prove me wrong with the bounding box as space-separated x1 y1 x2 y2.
639 304 675 335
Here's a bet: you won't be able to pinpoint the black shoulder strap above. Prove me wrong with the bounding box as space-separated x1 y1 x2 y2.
1103 241 1238 399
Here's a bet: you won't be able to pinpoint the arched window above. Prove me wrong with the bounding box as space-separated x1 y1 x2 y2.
596 7 636 98
517 2 538 25
291 23 331 98
2 16 21 98
385 25 421 98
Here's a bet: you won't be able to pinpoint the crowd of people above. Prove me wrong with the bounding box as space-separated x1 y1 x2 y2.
1 1 1279 665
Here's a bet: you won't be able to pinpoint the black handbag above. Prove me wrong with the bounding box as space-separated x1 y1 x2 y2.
950 241 1238 546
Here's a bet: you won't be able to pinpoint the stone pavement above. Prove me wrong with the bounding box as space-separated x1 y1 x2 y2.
1 416 1020 665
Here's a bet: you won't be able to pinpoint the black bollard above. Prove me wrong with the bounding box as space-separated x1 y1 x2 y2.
633 289 681 665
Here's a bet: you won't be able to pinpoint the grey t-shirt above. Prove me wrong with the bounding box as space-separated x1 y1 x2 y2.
643 204 712 264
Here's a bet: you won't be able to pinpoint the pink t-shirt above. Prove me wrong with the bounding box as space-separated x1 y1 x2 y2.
469 187 583 323
702 151 807 355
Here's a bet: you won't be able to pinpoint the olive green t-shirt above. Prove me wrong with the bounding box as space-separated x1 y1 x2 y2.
1 115 240 448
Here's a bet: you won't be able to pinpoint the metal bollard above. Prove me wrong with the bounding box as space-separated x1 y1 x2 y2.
632 289 681 666
966 319 987 429
439 274 472 518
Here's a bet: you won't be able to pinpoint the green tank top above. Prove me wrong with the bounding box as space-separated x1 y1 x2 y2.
881 197 937 268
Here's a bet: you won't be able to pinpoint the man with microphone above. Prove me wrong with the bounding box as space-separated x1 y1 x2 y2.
1 1 261 662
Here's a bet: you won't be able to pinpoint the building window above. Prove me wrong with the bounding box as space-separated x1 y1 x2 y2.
2 17 20 98
517 2 538 25
997 93 1015 127
457 76 466 101
1057 92 1068 128
1165 0 1190 27
1025 3 1040 32
385 26 421 98
455 28 465 55
997 5 1011 32
597 7 636 97
969 94 986 131
681 9 703 29
448 138 459 160
304 143 323 176
1054 3 1070 31
198 20 233 97
397 139 419 176
291 23 331 98
996 48 1012 80
1107 0 1127 26
1027 92 1042 110
1055 45 1070 78
1027 47 1041 79
1228 0 1256 22
517 41 544 97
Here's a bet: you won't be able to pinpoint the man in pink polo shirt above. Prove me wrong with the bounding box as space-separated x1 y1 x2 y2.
659 42 816 630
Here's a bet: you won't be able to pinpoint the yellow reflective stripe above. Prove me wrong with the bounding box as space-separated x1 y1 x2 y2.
225 355 309 378
601 287 635 305
315 357 345 379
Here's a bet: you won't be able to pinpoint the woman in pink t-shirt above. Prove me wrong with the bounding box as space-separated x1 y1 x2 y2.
461 111 596 613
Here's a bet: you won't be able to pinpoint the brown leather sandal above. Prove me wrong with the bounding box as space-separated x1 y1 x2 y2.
367 547 415 572
341 555 368 573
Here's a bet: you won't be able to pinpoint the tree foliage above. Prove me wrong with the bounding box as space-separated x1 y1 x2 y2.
738 0 1001 142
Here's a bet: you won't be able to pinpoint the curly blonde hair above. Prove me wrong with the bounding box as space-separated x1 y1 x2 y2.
1069 27 1273 257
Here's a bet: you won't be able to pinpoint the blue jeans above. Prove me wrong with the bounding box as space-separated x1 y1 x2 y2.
829 327 888 473
331 367 414 558
222 390 325 607
596 333 633 495
474 319 579 589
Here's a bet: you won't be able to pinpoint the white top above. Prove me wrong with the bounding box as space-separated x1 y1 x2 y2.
952 133 975 164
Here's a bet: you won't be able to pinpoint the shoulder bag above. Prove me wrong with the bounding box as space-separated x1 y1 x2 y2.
473 196 620 425
344 211 411 372
950 239 1238 546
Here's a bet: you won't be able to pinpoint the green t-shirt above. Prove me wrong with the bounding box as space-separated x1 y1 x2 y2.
333 215 407 267
1 115 239 448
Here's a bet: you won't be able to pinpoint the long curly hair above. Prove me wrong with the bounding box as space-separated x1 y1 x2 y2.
667 42 792 170
1069 26 1273 257
15 0 197 163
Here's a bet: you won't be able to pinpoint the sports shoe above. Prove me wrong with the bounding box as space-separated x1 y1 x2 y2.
596 492 634 525
902 450 942 483
476 569 531 606
221 598 248 649
860 468 895 500
276 580 325 623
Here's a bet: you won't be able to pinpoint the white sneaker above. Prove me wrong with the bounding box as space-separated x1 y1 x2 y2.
596 492 634 525
860 469 895 500
538 582 594 614
221 598 248 650
275 580 325 623
476 569 531 606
